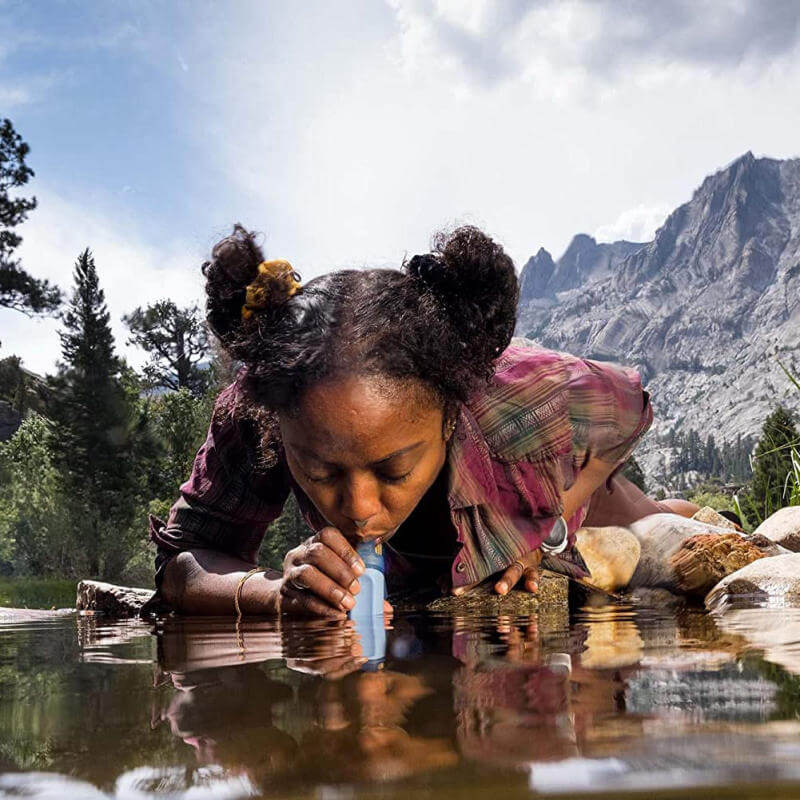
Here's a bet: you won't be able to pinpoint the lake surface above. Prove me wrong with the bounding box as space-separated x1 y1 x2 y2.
4 601 800 798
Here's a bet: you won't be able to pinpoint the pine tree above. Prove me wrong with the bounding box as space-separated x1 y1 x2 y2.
740 405 800 525
50 250 140 578
0 118 61 315
123 300 210 396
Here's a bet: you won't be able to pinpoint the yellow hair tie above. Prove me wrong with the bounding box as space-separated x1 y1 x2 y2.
241 259 302 321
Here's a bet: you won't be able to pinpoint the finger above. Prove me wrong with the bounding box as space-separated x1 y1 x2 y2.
286 565 356 612
317 527 365 576
304 541 361 596
279 584 347 619
523 565 539 594
495 561 525 595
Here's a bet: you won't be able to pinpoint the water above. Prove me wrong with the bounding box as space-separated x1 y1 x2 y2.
4 603 800 798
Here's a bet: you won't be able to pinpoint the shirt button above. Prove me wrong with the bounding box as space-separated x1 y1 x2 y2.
455 561 466 573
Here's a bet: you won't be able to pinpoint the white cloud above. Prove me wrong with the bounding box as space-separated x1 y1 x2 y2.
386 0 800 94
0 187 204 375
595 204 672 244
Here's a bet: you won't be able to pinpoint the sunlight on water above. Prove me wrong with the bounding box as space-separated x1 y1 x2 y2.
4 603 800 798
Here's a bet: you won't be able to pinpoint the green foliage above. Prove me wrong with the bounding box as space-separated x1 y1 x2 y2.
662 426 754 484
259 493 309 570
0 578 75 609
0 118 61 315
736 404 800 528
147 387 214 498
48 250 145 579
0 356 49 415
123 300 210 395
0 414 71 574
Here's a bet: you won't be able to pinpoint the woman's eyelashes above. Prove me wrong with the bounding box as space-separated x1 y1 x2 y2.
303 468 413 485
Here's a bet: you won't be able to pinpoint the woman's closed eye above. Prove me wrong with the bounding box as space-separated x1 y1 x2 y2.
304 469 413 485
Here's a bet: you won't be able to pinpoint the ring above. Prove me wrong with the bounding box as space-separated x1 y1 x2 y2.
512 560 526 573
288 576 306 592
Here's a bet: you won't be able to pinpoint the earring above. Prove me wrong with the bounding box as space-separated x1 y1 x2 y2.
445 418 457 439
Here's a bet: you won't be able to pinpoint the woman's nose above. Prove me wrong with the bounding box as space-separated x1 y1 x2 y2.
340 473 381 527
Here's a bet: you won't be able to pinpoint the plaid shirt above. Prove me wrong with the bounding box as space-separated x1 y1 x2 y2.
150 340 653 591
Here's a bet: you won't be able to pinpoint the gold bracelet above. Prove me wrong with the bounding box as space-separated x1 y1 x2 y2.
234 567 266 621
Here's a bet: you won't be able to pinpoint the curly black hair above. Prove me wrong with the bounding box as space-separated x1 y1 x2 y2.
203 224 519 465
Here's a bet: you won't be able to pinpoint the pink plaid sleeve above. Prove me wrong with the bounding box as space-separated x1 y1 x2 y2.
149 381 291 588
564 355 653 488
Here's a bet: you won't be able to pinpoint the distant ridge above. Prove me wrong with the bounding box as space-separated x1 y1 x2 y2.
515 152 800 485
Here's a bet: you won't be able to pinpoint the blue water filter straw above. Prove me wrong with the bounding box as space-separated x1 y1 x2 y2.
349 541 386 669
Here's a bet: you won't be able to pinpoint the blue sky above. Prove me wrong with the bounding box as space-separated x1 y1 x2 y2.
2 0 800 373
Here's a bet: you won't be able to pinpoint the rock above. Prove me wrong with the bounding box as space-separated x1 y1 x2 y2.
76 580 154 618
627 587 685 609
0 606 74 623
514 154 800 490
628 513 734 590
692 506 739 531
396 571 568 617
575 526 641 592
752 506 800 552
705 553 800 611
668 533 766 597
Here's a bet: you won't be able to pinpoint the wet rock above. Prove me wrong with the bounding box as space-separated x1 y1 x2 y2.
405 571 568 615
0 606 74 623
76 580 154 618
705 553 800 610
752 506 800 552
628 513 734 591
692 506 739 531
575 526 641 592
669 533 766 597
627 587 685 609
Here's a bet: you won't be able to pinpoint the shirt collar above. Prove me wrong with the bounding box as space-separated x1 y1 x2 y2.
446 403 500 509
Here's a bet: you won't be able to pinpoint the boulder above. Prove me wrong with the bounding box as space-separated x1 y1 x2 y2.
574 526 641 592
691 506 739 531
705 553 800 610
668 533 766 596
752 506 800 552
76 580 155 618
628 513 734 591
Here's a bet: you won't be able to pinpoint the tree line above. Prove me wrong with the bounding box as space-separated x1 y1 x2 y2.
0 118 304 584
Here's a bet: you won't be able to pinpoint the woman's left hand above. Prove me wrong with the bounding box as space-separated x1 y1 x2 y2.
494 549 542 595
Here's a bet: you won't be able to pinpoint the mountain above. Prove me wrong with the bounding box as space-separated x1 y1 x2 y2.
515 152 800 487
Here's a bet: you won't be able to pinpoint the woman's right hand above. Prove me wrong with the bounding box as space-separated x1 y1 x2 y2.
279 526 367 618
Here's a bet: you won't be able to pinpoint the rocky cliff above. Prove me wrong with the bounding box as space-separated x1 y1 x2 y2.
516 152 800 485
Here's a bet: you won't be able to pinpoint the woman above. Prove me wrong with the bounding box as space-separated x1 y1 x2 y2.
150 224 694 617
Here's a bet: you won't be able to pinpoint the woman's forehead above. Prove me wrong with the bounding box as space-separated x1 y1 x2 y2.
281 374 442 462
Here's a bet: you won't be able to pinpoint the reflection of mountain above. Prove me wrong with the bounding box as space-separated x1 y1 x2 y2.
516 153 800 480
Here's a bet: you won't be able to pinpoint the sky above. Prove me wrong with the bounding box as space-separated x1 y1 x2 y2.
2 0 800 374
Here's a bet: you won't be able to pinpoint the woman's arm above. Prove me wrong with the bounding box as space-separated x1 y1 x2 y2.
489 455 621 597
161 549 282 615
560 454 621 521
161 527 369 618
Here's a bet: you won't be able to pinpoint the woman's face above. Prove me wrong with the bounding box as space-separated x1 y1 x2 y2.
278 374 451 544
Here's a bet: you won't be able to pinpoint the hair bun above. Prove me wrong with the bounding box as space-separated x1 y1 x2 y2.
203 224 275 344
406 225 519 366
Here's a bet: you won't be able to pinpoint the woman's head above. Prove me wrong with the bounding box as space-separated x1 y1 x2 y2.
203 224 518 541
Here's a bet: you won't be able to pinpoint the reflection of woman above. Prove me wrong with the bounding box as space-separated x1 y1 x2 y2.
150 224 693 616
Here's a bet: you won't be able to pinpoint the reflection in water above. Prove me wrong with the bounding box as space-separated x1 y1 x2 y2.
6 604 800 796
